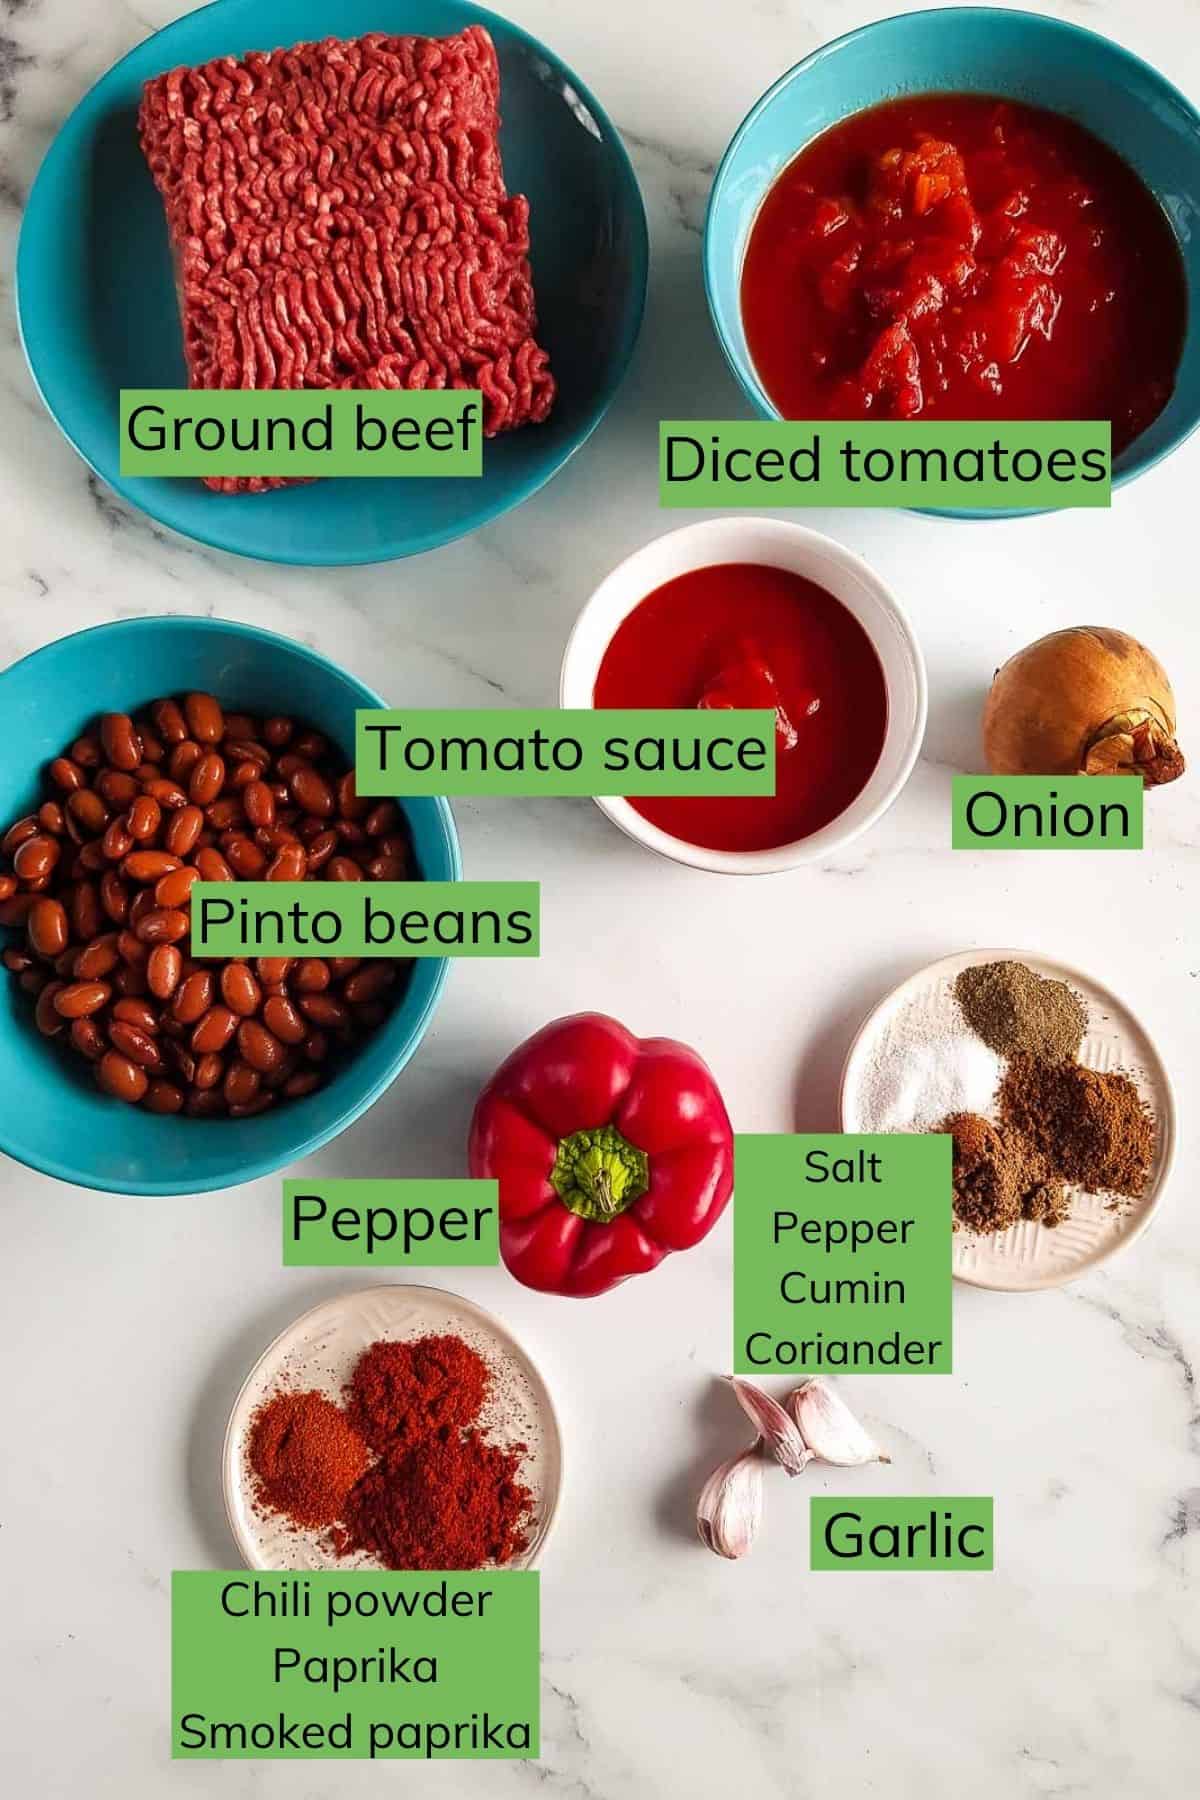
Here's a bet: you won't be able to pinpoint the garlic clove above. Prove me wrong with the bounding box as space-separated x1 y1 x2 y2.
726 1376 813 1476
697 1444 764 1559
788 1378 891 1467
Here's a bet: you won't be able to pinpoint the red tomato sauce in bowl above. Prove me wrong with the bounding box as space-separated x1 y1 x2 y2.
740 95 1186 452
592 563 888 853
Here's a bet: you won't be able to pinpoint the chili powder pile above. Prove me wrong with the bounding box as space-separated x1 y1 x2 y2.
249 1391 371 1529
246 1333 533 1572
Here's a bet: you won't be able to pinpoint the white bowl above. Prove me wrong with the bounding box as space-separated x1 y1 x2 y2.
559 518 927 873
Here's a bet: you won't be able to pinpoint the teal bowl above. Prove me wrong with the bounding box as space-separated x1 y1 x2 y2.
704 7 1200 520
0 618 459 1194
16 0 647 564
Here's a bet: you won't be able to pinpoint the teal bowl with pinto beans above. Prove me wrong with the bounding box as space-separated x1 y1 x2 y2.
0 616 459 1194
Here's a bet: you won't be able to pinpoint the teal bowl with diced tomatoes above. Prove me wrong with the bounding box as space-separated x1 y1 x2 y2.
704 8 1200 519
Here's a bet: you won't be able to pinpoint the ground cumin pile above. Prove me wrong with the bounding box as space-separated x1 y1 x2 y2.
247 1333 533 1570
999 1056 1154 1197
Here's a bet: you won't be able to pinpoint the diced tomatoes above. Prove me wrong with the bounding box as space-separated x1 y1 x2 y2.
740 94 1185 447
859 320 923 417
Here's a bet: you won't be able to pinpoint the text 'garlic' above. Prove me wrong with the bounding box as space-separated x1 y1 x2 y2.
697 1445 764 1560
727 1376 813 1476
788 1378 891 1467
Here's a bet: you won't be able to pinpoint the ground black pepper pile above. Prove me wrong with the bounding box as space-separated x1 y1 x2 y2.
955 961 1087 1064
937 959 1156 1235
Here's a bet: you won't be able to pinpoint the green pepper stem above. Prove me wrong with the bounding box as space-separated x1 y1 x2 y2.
550 1123 650 1224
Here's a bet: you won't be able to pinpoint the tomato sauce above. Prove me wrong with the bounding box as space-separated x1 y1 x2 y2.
593 563 888 852
740 96 1186 451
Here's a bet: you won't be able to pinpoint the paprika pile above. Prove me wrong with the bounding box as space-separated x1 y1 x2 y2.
347 1334 489 1454
246 1332 533 1571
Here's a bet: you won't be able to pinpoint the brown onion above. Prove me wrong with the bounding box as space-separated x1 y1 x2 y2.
983 627 1184 785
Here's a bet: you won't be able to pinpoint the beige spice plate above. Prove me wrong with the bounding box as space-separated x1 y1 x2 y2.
839 948 1176 1292
222 1284 564 1571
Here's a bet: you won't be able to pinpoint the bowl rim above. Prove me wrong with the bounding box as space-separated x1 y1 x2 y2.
558 516 928 874
702 4 1200 519
0 614 460 1195
14 0 650 567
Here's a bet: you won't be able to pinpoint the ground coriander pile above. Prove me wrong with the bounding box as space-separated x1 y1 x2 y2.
940 1111 1067 1234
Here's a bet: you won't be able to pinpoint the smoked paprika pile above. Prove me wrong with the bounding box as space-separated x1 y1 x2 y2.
335 1428 532 1571
247 1332 533 1572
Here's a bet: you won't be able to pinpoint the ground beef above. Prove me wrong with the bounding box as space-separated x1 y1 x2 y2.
138 26 556 493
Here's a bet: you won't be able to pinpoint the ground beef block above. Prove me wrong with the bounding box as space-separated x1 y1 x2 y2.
138 26 556 493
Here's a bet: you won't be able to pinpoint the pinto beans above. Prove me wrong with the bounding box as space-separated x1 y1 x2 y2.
0 692 411 1114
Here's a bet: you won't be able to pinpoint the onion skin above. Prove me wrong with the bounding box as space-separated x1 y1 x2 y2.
983 627 1184 786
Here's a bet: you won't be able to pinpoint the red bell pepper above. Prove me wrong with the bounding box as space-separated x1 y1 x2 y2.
468 1012 733 1298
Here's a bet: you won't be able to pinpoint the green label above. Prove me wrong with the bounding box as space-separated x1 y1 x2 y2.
172 1571 538 1759
659 421 1110 508
952 775 1142 848
810 1498 994 1570
354 708 776 797
733 1134 952 1375
191 882 538 957
283 1179 499 1266
120 390 482 477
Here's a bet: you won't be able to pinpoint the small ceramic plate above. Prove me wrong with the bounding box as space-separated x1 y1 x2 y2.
839 948 1176 1291
222 1285 563 1570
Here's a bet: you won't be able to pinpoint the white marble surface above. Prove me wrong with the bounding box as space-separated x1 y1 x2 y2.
1 0 1199 1794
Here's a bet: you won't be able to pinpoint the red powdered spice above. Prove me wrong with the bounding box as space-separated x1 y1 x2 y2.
334 1430 533 1571
246 1333 533 1571
347 1333 490 1454
248 1390 371 1529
